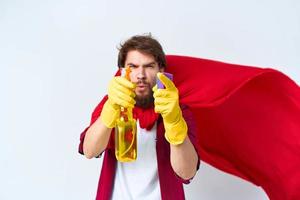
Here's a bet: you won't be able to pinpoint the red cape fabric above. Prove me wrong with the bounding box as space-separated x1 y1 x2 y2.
165 55 300 200
86 55 300 199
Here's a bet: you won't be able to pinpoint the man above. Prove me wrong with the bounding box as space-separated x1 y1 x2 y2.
79 34 200 200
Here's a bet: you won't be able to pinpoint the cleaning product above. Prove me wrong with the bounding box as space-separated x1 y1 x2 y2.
115 67 137 162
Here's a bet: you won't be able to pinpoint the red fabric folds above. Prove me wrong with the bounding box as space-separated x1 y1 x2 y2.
165 55 300 200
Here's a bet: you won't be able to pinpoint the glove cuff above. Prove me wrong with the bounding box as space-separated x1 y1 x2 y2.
164 117 188 145
100 100 120 128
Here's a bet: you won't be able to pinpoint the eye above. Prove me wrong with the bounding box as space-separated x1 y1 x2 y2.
128 64 138 69
146 65 154 68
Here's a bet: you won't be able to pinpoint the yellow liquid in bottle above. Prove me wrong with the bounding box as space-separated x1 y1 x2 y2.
115 66 137 162
115 107 137 162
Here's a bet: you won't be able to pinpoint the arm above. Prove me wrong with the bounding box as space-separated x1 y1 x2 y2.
170 136 198 180
153 72 199 180
83 117 112 159
82 76 136 159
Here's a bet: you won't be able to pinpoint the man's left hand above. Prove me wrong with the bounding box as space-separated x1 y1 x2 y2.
153 72 187 145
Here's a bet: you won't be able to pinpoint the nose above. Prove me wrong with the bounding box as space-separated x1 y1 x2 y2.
136 67 146 80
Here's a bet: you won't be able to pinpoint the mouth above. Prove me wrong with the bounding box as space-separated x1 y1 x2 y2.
137 84 146 88
136 84 148 92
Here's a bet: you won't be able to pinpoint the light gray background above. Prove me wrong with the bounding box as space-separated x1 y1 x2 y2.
1 0 299 199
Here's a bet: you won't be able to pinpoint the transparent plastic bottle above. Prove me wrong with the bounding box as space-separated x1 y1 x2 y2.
115 67 137 162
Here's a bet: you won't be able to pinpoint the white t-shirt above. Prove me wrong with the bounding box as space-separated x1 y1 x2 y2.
111 120 161 200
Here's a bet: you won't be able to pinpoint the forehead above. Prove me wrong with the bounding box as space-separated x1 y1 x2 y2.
125 50 157 65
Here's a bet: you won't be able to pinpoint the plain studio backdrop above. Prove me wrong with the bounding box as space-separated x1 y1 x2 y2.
1 0 299 199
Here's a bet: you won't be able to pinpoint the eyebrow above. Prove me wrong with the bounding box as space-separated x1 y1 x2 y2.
127 62 157 67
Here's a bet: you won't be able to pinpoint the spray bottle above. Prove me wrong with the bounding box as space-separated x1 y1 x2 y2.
115 66 137 162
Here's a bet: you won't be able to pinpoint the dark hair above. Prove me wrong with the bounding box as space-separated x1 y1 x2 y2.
117 33 166 69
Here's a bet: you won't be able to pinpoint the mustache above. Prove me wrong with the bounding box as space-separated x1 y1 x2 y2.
133 80 149 85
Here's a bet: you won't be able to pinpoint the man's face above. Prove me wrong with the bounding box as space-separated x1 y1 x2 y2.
124 50 164 108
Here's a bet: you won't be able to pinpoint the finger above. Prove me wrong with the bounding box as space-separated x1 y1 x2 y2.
111 87 136 105
154 104 168 114
157 72 175 89
154 97 169 106
152 84 158 92
111 81 136 98
153 89 171 98
110 95 135 108
115 77 136 89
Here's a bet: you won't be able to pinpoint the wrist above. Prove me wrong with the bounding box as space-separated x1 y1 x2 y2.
164 116 188 145
163 105 182 126
100 100 120 128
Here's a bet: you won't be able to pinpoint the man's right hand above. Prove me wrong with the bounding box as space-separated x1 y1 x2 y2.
100 77 136 128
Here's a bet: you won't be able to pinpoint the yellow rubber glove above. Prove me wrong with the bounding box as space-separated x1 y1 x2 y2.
153 73 187 145
100 77 136 128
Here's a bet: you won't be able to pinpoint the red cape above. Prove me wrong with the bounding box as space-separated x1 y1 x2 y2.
165 55 300 200
88 55 299 199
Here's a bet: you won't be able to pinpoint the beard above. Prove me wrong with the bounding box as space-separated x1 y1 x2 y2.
135 91 154 108
134 80 155 109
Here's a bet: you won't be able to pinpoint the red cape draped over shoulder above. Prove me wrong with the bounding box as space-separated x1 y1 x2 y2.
84 55 300 199
165 55 300 200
